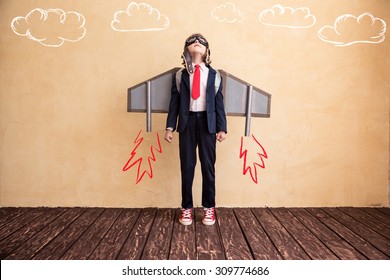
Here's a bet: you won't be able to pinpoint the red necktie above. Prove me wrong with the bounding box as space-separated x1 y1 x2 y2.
192 64 200 100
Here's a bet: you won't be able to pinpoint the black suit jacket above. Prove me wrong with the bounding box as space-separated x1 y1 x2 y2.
166 65 227 134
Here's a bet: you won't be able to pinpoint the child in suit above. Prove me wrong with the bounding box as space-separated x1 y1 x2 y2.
165 33 227 226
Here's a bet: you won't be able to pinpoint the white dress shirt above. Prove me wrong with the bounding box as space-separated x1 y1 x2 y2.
189 63 208 112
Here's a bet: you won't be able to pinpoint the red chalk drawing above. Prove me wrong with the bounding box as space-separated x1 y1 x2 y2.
239 134 268 184
122 130 163 184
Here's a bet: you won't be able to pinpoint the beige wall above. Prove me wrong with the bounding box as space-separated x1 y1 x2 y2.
0 0 389 207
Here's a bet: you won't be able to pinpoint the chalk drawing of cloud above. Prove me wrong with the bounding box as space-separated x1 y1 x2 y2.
259 4 316 28
11 8 86 47
111 2 169 32
211 3 244 23
318 13 386 47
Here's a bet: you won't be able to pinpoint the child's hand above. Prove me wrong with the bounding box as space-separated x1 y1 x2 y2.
165 130 174 143
216 131 226 142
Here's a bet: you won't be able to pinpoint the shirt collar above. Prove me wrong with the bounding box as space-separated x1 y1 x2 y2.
193 62 206 71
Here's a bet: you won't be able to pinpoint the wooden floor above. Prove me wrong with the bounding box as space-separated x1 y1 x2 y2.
0 207 389 260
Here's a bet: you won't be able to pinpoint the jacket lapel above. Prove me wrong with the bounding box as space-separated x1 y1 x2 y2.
206 67 216 96
182 70 190 92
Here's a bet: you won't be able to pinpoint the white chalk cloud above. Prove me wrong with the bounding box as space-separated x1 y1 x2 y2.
111 2 169 32
259 4 316 28
11 8 86 47
211 3 244 23
318 12 386 47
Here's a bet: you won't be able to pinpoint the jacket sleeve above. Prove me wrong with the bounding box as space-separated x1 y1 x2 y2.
215 78 227 133
165 72 181 132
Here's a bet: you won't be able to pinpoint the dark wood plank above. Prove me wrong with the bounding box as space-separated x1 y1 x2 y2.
361 208 390 227
307 208 388 260
0 208 67 259
377 207 390 216
235 208 282 260
117 208 156 260
89 209 141 260
61 208 122 260
323 208 390 256
32 208 105 259
141 208 174 260
270 208 338 260
252 208 310 260
289 208 366 259
217 208 253 260
0 208 47 242
0 208 31 230
5 208 85 260
339 208 390 239
195 208 225 260
169 208 197 260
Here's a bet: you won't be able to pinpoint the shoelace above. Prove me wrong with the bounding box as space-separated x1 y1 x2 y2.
204 208 214 220
181 209 192 219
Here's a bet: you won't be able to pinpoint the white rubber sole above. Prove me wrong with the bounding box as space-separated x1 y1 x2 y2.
179 219 192 226
202 219 215 226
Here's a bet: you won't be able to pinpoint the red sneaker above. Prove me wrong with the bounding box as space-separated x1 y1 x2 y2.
179 208 193 226
202 207 215 225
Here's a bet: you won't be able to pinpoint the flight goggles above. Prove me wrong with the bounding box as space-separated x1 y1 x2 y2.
185 35 209 48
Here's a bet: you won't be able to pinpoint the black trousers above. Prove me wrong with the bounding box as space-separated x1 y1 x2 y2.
179 112 216 209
